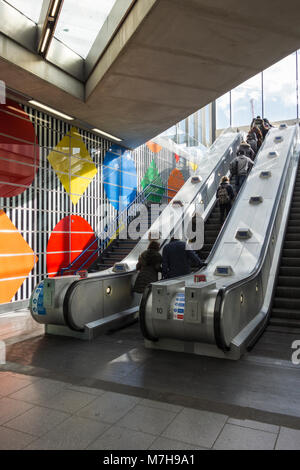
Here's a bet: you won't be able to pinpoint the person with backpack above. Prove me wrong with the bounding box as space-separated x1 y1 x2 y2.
230 149 254 193
246 130 258 156
216 176 235 223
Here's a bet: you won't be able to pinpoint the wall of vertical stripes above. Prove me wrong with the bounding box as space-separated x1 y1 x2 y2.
0 99 198 308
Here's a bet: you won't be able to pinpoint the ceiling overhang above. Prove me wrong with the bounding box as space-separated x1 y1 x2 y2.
1 0 300 148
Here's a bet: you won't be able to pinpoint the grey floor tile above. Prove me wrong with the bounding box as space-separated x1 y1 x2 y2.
228 418 279 434
0 374 35 396
44 390 97 413
162 408 227 448
140 398 182 414
276 427 300 450
87 425 156 450
64 384 106 396
9 378 67 405
0 425 35 450
78 391 140 424
0 397 33 425
214 424 277 450
25 416 109 450
149 437 207 450
5 405 69 436
117 405 177 436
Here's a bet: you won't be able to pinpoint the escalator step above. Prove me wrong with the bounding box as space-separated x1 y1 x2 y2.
283 241 300 249
286 220 300 227
273 297 300 310
271 307 300 321
277 276 300 287
285 233 300 241
287 226 300 233
282 249 300 258
275 286 300 299
279 265 300 275
269 317 300 328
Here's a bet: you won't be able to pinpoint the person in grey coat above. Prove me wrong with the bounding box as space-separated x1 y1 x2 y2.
230 149 254 193
133 241 162 294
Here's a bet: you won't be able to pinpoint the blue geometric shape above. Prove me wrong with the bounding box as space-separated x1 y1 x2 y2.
103 144 137 211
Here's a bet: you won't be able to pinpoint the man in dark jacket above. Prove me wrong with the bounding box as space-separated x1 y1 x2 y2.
216 176 235 223
246 131 258 156
162 238 204 279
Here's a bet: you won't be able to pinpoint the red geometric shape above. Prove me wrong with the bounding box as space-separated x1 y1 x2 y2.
168 168 185 200
174 153 180 163
0 99 39 197
46 215 98 277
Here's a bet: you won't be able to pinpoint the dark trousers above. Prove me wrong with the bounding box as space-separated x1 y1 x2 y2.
219 202 232 223
236 174 247 193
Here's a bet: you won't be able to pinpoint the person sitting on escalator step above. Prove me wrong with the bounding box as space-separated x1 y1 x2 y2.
216 176 235 224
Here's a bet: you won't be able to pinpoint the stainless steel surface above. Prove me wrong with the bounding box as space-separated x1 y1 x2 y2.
30 130 241 332
143 125 299 359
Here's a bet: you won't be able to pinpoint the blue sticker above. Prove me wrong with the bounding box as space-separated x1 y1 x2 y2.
31 282 46 315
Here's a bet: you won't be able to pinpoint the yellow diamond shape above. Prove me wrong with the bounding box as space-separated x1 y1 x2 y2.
47 127 98 205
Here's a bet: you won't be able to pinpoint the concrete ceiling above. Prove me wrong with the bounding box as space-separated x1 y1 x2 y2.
1 0 300 148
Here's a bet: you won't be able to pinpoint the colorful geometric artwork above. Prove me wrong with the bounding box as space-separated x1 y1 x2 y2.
146 141 162 154
46 215 98 277
0 99 39 197
141 159 164 203
0 210 36 303
47 126 98 205
103 144 137 211
168 168 185 200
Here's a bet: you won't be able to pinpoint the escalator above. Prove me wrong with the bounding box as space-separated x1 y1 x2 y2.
269 162 300 328
140 124 299 360
29 130 242 337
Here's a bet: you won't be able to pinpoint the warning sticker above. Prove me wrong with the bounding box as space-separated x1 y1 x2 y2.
173 293 185 320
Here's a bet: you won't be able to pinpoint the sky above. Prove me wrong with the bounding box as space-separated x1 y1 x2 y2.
216 51 298 129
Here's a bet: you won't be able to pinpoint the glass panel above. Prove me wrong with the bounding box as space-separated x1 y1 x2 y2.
5 0 44 23
216 92 231 130
263 53 297 123
54 0 117 58
232 73 262 127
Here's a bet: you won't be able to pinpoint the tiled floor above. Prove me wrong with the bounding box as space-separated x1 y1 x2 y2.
0 370 299 450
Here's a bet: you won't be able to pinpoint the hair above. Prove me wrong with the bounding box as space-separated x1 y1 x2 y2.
221 176 229 183
237 149 245 156
148 241 160 251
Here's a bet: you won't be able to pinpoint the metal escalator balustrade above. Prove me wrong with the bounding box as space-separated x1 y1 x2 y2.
270 163 300 328
140 125 299 359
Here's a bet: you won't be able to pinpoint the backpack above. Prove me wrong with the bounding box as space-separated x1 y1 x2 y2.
218 185 230 205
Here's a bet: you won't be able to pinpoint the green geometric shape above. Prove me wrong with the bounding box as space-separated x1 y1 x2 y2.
141 159 164 203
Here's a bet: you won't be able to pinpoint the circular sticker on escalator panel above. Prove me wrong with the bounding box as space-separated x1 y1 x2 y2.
31 282 46 315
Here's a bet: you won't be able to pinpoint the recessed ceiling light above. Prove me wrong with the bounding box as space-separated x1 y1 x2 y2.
28 100 74 120
92 128 122 141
